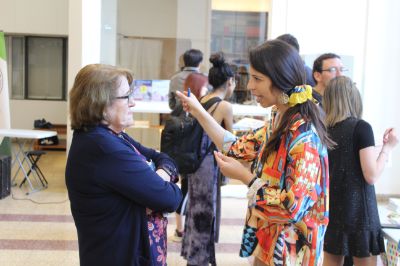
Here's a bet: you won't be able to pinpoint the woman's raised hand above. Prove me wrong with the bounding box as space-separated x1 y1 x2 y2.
383 128 398 149
176 90 203 118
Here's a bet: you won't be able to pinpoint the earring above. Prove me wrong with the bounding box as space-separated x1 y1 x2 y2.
278 92 289 105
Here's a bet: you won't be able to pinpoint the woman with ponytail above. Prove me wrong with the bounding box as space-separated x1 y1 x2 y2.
180 52 235 266
177 40 333 265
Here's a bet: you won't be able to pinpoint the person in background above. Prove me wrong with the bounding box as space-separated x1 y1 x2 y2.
184 73 209 99
177 40 333 265
170 72 209 242
181 52 234 266
168 49 204 111
235 65 252 104
322 76 398 266
312 53 347 104
66 64 182 266
276 33 316 87
313 53 351 266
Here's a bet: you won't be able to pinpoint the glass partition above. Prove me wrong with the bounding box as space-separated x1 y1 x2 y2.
211 10 268 65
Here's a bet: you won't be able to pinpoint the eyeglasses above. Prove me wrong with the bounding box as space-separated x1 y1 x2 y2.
114 89 135 103
321 67 348 74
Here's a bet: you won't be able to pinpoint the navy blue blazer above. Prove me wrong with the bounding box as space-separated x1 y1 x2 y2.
65 126 182 266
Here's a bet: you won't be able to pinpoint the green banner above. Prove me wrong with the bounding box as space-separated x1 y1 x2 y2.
0 30 11 156
0 31 6 61
0 138 11 156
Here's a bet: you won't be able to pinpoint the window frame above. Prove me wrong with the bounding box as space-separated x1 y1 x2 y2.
5 34 68 101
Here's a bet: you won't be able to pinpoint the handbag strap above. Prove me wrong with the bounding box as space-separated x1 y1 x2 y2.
201 97 223 156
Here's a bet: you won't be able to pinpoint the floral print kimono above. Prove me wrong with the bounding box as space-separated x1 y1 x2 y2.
147 211 168 265
225 108 329 266
130 141 169 266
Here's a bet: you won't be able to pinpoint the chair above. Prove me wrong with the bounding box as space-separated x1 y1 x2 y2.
19 150 48 192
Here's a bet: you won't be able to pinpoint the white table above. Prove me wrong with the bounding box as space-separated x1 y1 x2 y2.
133 101 270 116
379 204 400 229
0 129 57 194
383 228 400 245
379 205 400 265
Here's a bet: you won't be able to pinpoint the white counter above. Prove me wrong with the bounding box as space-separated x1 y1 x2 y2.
133 101 270 117
0 129 57 139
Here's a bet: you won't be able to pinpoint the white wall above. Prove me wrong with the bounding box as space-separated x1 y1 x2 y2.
0 0 69 129
271 0 367 87
362 0 400 195
0 0 68 35
176 0 212 69
118 0 178 38
270 0 400 194
100 0 117 65
118 0 212 70
10 100 67 128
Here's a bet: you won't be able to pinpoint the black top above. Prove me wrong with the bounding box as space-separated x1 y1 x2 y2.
324 117 386 256
312 89 323 106
305 64 316 87
327 117 379 230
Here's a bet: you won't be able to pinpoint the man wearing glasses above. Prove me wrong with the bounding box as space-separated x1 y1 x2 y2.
312 53 348 104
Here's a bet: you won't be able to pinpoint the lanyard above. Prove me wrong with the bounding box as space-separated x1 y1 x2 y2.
101 125 144 157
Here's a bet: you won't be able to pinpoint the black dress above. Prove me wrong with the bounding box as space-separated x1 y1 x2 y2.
324 117 385 257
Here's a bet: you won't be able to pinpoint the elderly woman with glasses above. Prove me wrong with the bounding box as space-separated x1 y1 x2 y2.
66 64 182 266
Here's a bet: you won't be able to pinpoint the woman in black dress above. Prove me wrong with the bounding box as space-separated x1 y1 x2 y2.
322 76 398 266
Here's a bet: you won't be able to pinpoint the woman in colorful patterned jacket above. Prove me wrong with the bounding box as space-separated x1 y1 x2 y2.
176 39 333 266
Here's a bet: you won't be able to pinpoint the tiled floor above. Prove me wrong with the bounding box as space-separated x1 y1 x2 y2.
0 150 391 266
0 150 251 266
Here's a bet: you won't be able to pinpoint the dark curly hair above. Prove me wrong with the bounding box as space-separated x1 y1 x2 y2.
208 52 234 90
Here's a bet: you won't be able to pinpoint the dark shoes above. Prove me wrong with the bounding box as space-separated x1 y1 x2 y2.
171 229 183 242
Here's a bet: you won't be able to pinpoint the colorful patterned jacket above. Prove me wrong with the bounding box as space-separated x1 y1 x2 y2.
225 109 329 265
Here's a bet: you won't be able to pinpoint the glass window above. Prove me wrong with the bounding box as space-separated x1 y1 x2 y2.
5 35 67 101
211 11 267 104
27 37 65 100
8 36 24 99
211 11 268 65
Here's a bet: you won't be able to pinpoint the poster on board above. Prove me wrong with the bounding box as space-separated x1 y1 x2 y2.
133 80 170 101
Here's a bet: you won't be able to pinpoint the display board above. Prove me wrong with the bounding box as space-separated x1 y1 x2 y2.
133 80 170 102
